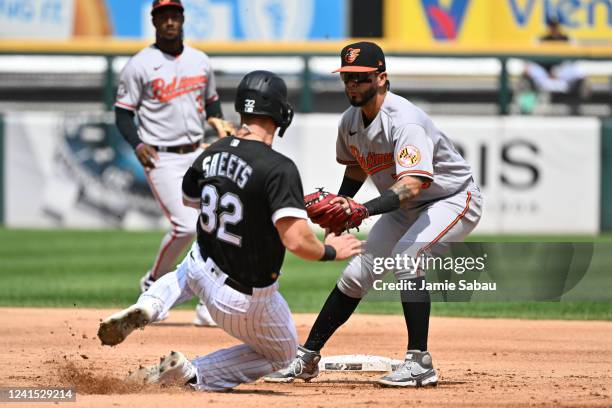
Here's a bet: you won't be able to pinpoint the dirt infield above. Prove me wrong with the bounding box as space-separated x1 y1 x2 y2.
0 308 610 407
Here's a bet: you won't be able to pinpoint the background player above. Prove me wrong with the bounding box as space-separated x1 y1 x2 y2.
114 0 233 326
97 70 362 391
265 42 483 387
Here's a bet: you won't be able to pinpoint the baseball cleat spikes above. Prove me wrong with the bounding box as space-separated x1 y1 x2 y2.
377 350 438 388
263 346 320 383
98 304 153 346
126 351 197 386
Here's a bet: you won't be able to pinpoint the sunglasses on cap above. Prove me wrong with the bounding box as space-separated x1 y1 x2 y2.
340 72 378 84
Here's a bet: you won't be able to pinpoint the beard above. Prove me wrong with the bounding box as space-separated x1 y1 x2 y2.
156 28 184 42
347 85 378 107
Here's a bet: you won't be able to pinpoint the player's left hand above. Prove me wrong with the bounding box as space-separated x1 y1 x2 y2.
207 117 236 138
304 189 369 235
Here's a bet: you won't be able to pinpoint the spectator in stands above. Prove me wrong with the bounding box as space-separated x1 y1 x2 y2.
519 16 589 115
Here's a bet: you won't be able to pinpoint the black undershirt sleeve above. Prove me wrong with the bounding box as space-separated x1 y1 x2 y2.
363 189 401 216
205 99 223 119
337 176 364 198
115 106 141 149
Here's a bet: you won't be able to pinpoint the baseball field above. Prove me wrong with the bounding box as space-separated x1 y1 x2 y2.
1 228 611 407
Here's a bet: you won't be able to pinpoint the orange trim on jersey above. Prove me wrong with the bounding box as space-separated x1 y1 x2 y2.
367 162 394 175
115 101 137 110
418 191 472 259
393 169 434 179
347 145 396 176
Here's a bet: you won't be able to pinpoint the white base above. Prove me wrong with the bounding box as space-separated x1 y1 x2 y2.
318 355 403 372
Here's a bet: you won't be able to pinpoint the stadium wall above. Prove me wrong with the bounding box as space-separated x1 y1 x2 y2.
0 112 4 225
1 112 603 234
602 118 612 231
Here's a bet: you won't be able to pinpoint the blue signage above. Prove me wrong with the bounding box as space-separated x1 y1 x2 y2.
105 0 347 40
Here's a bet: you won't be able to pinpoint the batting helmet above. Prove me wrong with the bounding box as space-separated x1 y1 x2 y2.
235 70 294 137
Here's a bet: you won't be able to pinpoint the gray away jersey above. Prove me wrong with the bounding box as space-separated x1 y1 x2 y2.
336 92 473 207
116 45 219 146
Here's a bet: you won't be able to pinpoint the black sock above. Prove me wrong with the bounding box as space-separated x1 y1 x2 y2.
303 285 361 352
401 277 431 352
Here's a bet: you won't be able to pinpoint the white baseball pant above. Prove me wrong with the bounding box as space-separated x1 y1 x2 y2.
337 185 483 298
137 242 298 391
145 149 202 279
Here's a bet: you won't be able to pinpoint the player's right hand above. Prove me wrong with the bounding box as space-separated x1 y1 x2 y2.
135 143 159 170
329 196 351 215
324 233 362 260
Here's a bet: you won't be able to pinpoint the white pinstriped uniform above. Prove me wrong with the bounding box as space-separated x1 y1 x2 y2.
136 135 307 390
116 44 218 281
137 241 298 390
335 92 483 297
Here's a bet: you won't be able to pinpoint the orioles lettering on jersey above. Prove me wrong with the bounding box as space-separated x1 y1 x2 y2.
151 75 208 103
349 145 394 175
201 152 253 189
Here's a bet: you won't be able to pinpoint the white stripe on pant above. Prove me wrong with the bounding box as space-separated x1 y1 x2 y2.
137 242 298 391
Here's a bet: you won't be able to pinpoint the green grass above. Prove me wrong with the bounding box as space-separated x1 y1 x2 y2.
0 228 610 320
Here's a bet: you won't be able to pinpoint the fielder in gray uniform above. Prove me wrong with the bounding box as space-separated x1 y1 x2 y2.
115 0 234 327
97 70 362 391
265 41 483 387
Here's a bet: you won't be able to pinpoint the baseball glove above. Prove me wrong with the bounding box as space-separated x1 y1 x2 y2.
304 189 369 235
207 117 236 138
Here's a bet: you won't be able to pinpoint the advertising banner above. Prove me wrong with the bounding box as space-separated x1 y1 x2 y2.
435 116 600 234
0 0 77 38
3 112 600 234
4 112 163 229
0 0 346 40
387 0 612 46
273 114 600 234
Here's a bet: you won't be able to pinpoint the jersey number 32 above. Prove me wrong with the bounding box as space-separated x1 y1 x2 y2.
199 185 243 247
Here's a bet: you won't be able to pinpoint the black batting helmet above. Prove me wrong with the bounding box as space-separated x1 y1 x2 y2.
235 70 294 137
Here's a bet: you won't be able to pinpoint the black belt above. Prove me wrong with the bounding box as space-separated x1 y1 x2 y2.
223 276 253 296
193 251 254 295
152 141 200 154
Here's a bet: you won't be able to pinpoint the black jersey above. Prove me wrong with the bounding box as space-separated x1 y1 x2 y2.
182 136 307 287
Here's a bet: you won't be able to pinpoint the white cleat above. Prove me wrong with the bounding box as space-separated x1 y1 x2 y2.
377 350 438 387
139 270 156 293
138 271 169 322
98 304 154 346
127 351 197 386
193 301 217 327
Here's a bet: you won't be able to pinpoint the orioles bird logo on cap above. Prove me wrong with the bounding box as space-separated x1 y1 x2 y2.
345 48 361 64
